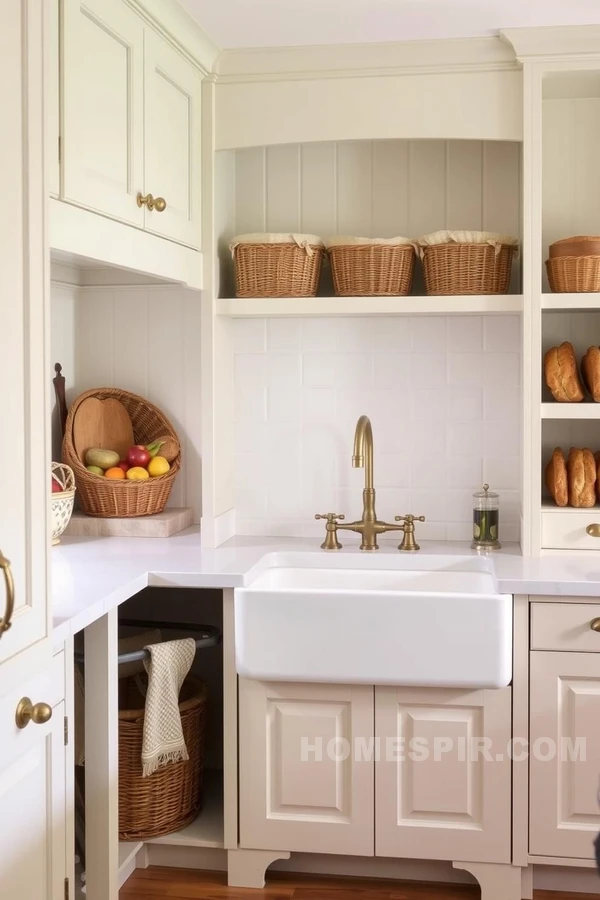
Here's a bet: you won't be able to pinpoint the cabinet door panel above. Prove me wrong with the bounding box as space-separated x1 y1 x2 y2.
239 679 374 856
376 686 511 863
62 0 144 224
144 28 202 248
530 651 600 859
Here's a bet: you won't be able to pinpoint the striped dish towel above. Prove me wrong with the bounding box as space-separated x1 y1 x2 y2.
142 638 196 777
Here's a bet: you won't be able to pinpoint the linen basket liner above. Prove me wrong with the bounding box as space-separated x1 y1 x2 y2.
230 232 324 257
325 235 416 249
418 230 519 257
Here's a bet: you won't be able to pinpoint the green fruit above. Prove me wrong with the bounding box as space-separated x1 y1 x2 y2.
86 465 104 476
85 448 120 470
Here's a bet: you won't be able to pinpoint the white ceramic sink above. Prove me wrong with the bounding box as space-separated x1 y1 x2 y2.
235 552 512 688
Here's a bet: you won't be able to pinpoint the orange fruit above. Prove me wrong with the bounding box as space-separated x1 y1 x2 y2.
105 467 125 480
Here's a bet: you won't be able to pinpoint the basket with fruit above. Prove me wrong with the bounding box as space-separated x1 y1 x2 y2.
62 388 181 518
51 462 76 544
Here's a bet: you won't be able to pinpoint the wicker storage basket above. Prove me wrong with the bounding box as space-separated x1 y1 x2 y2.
231 232 324 297
118 674 207 841
418 231 518 295
546 256 600 292
326 237 415 296
51 462 75 546
62 388 181 518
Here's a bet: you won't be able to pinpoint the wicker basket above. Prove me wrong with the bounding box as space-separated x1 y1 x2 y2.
418 231 518 295
51 462 75 546
327 238 415 296
118 674 207 841
62 388 181 518
546 256 600 293
231 233 324 297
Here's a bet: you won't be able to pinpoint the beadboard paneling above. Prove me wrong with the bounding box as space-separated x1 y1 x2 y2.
543 98 600 290
233 315 522 542
225 138 521 294
50 282 202 520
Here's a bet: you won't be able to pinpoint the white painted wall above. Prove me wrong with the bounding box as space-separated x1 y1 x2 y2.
221 138 522 294
542 97 600 290
50 277 203 520
233 314 522 542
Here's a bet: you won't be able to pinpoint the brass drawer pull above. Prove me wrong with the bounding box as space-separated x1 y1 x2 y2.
0 551 15 640
586 524 600 537
15 697 52 729
136 192 167 212
590 618 600 633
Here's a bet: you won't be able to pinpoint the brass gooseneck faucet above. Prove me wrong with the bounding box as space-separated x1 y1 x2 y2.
315 415 425 552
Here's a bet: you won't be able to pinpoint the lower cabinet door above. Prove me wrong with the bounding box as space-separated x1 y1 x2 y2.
530 651 600 859
239 679 375 856
375 685 511 863
0 659 66 899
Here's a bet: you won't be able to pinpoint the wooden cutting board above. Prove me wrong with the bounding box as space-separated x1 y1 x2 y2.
73 397 134 463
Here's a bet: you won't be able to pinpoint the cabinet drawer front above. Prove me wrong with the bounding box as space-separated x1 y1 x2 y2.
531 602 600 652
542 509 600 550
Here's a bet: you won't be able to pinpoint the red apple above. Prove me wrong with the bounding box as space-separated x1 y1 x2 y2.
127 445 151 468
118 460 130 474
51 477 63 493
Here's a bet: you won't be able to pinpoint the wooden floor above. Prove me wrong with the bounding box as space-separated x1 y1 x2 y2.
120 867 600 899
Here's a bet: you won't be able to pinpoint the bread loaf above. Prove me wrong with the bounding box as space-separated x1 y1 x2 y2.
567 447 596 508
545 448 568 507
582 346 600 402
544 342 585 402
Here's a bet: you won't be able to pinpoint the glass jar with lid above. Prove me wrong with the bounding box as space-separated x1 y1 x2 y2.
472 484 501 550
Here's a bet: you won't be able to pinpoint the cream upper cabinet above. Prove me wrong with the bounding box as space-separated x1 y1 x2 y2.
530 651 600 860
62 0 145 225
61 0 202 248
143 28 202 248
239 678 375 856
375 686 512 864
0 0 51 691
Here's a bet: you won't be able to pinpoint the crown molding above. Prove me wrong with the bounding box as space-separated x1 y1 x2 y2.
501 25 600 62
127 0 220 72
215 35 518 83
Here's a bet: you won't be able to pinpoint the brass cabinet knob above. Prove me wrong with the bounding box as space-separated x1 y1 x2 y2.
153 196 167 212
590 618 600 633
15 697 53 729
137 191 154 209
586 524 600 537
0 551 15 640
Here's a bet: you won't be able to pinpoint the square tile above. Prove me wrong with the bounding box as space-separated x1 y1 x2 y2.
410 388 447 423
301 317 340 351
334 353 373 388
447 421 483 456
235 353 267 388
447 317 483 352
410 352 447 387
268 352 302 388
447 352 484 386
483 421 520 457
447 456 482 489
267 318 301 351
410 316 447 351
367 317 411 352
234 319 266 353
483 456 521 490
447 388 483 422
374 353 410 383
267 384 302 421
484 386 520 422
484 315 520 352
303 352 336 387
411 455 447 489
484 352 520 388
408 420 447 455
303 388 335 421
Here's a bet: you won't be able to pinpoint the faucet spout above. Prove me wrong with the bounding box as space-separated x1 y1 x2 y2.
352 415 374 491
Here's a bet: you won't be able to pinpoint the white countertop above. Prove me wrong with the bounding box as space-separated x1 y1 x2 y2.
52 527 600 643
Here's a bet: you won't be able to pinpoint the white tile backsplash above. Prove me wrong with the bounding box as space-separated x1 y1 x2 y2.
234 315 521 541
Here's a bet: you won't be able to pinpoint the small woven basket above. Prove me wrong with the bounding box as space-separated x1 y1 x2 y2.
418 231 518 295
231 233 324 297
118 675 207 841
327 240 415 296
546 256 600 293
62 388 181 518
51 462 75 546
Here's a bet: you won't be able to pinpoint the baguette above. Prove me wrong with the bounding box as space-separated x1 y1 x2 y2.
567 447 596 508
544 342 585 402
545 447 568 507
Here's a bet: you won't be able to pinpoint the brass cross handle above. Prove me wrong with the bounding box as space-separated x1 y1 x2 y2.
394 514 426 552
15 697 53 730
315 513 345 551
0 551 15 640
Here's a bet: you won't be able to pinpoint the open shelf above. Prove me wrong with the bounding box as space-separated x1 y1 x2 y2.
542 293 600 311
144 771 224 849
541 403 600 419
217 295 524 318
